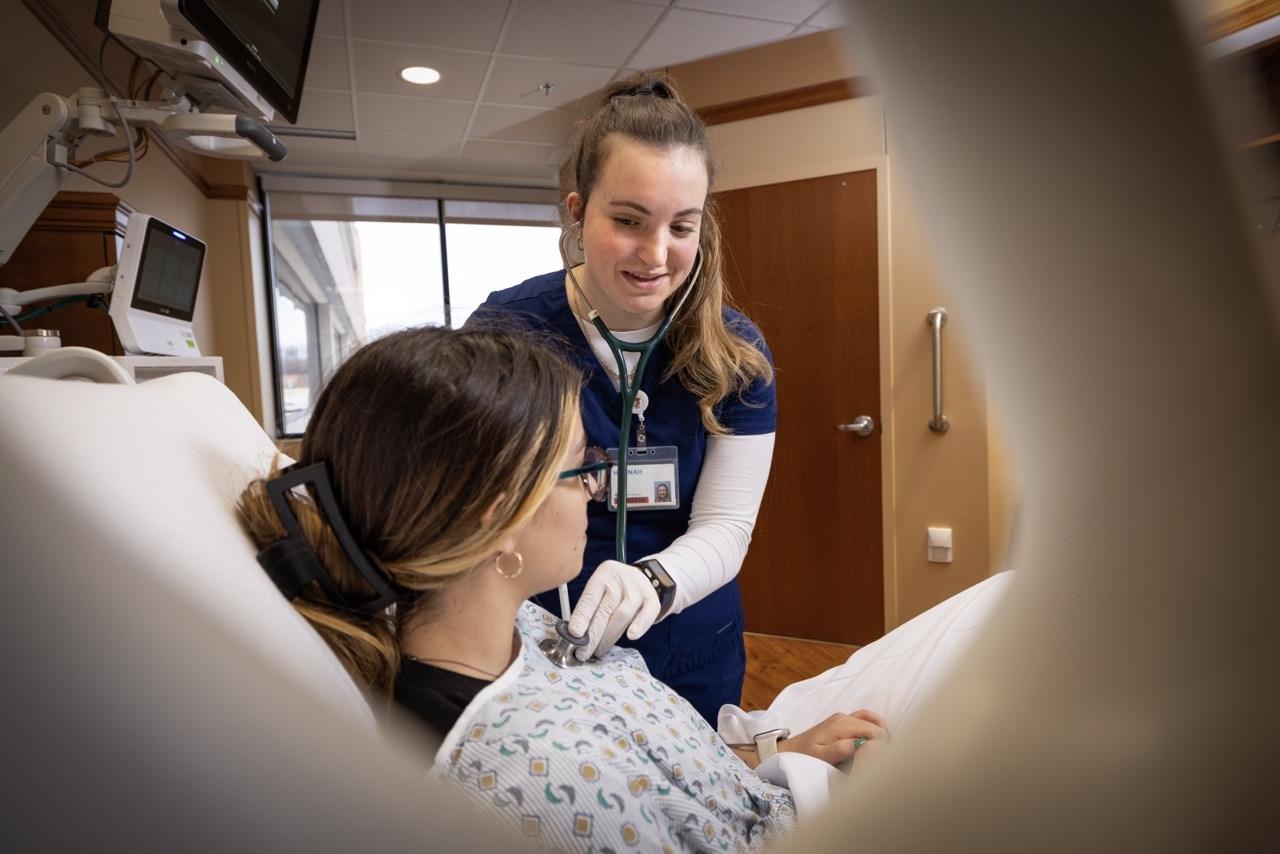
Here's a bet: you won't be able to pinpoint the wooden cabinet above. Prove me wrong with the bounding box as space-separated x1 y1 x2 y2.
0 192 133 354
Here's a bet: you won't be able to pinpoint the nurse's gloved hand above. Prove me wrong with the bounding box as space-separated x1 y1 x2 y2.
568 560 661 661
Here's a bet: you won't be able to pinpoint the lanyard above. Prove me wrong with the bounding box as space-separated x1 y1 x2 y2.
559 227 702 563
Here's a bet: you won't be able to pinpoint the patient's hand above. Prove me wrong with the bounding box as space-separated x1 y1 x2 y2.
780 710 888 771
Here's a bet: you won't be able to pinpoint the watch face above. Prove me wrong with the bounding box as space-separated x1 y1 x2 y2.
636 559 675 613
639 559 674 588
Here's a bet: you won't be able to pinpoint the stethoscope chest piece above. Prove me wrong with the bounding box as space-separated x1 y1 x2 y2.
540 619 591 668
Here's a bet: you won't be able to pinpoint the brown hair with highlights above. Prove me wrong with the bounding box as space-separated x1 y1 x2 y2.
238 326 581 696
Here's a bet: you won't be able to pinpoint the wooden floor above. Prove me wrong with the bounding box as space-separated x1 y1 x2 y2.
740 632 858 711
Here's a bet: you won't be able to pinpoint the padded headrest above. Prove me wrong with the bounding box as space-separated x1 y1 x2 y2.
0 371 373 728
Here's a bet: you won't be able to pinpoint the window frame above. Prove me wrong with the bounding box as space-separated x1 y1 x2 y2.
259 178 559 439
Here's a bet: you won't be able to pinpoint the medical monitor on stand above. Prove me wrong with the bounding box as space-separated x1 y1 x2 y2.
108 213 206 356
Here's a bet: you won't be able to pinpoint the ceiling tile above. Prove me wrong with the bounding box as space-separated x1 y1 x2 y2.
500 0 665 65
357 94 474 135
244 0 853 182
477 161 559 181
629 8 793 69
483 58 615 109
305 37 351 91
674 0 828 25
294 89 355 130
461 140 562 165
805 2 852 29
469 105 580 145
358 132 462 158
351 40 491 101
277 137 359 155
350 0 510 51
258 149 349 170
426 158 552 183
314 0 345 36
438 159 559 181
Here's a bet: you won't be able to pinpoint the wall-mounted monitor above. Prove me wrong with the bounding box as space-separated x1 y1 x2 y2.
98 0 320 124
176 0 320 125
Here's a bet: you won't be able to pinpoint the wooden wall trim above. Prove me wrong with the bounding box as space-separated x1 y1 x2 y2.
30 191 133 235
1207 0 1280 40
205 184 252 201
21 0 224 200
697 77 873 127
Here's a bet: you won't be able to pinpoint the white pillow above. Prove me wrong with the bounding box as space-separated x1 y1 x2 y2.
0 371 373 728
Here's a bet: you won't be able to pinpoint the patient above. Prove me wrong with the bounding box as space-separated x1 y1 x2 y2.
238 326 1005 851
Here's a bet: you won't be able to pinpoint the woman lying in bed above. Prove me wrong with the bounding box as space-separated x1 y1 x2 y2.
237 326 1008 852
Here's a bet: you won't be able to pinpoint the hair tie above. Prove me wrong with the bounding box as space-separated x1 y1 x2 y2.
256 461 398 616
613 81 673 101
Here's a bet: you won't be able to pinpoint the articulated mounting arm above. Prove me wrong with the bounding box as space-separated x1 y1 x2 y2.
0 87 286 268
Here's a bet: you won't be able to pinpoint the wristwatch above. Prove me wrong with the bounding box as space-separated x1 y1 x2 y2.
633 558 676 617
753 727 790 762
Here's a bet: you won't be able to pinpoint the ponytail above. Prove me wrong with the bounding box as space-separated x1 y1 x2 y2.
239 465 400 696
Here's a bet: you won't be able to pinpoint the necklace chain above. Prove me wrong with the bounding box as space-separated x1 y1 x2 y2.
403 654 501 680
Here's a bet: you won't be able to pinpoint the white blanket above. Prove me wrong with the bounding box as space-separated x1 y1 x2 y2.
718 572 1013 819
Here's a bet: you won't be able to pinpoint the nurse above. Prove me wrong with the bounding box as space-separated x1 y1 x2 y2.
468 74 776 723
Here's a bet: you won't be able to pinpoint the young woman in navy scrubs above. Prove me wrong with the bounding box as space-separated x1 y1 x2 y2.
469 74 776 724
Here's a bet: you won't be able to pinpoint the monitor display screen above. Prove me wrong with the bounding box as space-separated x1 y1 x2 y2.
179 0 320 124
130 218 206 322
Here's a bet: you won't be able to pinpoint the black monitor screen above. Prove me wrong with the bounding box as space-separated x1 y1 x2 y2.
131 219 206 322
179 0 319 124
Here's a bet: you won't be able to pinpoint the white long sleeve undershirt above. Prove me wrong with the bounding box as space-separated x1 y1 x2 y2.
577 317 776 614
646 431 775 614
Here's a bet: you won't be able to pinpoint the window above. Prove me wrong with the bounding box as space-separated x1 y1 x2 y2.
265 190 559 436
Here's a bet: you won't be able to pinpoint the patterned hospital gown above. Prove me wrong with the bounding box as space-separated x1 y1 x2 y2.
433 603 797 852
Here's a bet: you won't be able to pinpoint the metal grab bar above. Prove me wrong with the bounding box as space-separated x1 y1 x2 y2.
927 307 950 433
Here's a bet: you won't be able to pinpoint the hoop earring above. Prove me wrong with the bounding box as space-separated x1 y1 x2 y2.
495 551 524 579
577 232 584 252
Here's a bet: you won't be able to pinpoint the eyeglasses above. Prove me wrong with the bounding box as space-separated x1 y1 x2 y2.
558 446 610 502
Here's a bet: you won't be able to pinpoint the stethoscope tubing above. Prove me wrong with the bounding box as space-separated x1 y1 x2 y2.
558 224 702 564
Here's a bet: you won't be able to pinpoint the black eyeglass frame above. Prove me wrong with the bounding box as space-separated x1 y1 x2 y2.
558 446 610 502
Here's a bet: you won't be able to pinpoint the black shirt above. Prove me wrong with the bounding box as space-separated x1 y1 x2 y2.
393 657 490 738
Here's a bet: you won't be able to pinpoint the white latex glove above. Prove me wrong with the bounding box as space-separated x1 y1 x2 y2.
567 560 661 661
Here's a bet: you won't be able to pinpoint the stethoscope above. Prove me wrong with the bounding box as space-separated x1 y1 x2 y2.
540 220 703 667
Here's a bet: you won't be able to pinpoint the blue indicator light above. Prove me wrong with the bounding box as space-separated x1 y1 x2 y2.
172 230 187 240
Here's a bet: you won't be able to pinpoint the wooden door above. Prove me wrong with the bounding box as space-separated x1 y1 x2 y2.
717 170 883 645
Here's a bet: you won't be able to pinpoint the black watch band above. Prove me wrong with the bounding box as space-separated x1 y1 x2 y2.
633 558 676 617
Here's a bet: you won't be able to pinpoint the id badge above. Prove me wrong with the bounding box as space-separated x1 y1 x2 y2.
606 445 679 511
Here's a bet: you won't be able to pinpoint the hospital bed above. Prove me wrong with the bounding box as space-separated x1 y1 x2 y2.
2 0 1277 850
0 354 520 851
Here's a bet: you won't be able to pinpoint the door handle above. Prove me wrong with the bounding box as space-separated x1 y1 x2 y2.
836 415 875 437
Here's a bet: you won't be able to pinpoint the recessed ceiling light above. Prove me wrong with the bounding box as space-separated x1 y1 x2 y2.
400 66 441 85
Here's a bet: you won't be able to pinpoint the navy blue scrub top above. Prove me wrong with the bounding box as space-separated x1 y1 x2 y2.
469 271 776 714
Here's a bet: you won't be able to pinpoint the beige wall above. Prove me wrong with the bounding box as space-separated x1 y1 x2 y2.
672 32 1011 627
3 3 267 421
202 196 273 426
883 156 995 625
672 28 861 106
